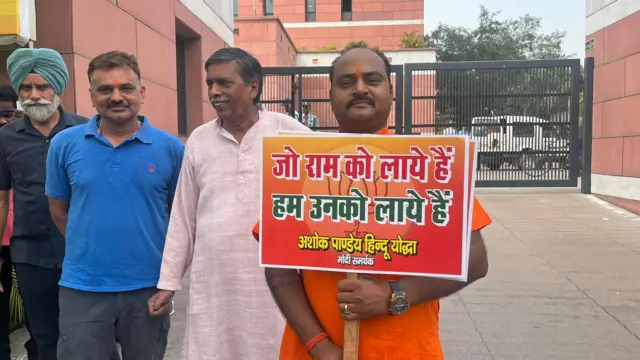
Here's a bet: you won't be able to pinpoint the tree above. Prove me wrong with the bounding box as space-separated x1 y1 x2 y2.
425 6 568 62
422 6 573 128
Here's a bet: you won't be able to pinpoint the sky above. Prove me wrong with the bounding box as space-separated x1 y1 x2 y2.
423 0 586 59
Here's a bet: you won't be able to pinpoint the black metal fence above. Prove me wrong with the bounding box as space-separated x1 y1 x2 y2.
260 65 404 132
262 59 591 189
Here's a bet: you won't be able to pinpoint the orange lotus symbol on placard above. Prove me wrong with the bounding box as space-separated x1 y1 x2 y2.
301 144 417 240
327 170 388 215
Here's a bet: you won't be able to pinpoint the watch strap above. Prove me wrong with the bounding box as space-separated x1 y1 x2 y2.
389 280 405 297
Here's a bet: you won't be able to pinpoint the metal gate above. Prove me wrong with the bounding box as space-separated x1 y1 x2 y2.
262 58 589 189
404 59 584 188
261 65 404 132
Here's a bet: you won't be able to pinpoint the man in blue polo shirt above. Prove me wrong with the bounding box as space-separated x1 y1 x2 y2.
45 51 184 360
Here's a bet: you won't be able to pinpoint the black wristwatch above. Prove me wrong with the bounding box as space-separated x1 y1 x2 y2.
387 281 410 315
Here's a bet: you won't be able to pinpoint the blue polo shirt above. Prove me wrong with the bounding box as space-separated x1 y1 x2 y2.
45 116 185 292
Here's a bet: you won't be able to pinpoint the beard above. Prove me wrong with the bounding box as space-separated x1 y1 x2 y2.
21 95 60 123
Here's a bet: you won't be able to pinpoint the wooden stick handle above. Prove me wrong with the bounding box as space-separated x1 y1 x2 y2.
343 272 360 360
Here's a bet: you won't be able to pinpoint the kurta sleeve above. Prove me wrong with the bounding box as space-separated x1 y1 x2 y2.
157 139 199 291
471 196 492 232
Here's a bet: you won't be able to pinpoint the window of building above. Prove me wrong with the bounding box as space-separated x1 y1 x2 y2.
176 36 188 136
341 0 352 21
264 0 273 15
234 0 238 16
306 0 316 22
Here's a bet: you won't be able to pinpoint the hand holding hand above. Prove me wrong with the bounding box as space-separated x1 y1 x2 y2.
336 275 392 321
148 289 174 316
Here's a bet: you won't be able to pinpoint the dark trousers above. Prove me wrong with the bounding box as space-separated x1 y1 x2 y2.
13 263 61 360
58 286 169 360
0 248 38 360
0 246 38 360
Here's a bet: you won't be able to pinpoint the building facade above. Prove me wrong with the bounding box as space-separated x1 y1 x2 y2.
235 0 424 52
0 0 235 137
586 0 640 214
233 0 433 67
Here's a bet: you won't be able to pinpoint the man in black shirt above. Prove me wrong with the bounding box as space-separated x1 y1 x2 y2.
0 48 86 360
0 84 39 360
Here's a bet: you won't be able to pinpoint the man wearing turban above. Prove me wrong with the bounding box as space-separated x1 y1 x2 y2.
0 84 39 360
0 48 88 360
6 48 70 124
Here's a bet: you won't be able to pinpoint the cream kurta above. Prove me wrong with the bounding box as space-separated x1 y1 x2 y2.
157 111 310 359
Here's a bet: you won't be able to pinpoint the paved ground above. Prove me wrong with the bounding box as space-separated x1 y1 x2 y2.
10 190 640 359
441 189 640 360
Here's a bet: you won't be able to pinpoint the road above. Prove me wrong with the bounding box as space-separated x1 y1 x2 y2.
10 190 640 359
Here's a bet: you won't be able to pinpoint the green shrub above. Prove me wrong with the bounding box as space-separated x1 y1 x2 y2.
317 45 337 51
399 32 426 48
344 40 369 50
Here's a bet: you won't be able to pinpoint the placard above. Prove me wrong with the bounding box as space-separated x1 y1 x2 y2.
259 134 473 280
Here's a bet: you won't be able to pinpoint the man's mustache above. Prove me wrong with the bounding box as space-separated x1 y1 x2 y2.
211 98 229 105
346 96 375 109
108 102 129 108
22 99 53 106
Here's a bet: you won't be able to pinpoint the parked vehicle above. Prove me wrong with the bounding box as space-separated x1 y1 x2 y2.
470 116 569 171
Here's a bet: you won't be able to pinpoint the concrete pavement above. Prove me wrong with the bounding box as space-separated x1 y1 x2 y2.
441 190 640 360
10 191 640 359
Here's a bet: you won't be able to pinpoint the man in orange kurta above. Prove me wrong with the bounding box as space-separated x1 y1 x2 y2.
256 47 491 360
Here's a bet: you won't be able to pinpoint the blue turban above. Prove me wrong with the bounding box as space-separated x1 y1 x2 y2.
6 48 69 96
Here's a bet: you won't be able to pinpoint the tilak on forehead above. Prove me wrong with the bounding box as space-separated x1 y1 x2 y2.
113 80 119 86
354 63 362 79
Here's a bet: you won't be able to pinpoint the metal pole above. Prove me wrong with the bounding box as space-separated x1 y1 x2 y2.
581 57 594 194
403 65 413 135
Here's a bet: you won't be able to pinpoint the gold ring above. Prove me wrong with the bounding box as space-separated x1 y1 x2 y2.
342 304 351 315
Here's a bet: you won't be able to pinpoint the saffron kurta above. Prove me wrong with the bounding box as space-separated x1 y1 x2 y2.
157 111 310 360
252 127 493 360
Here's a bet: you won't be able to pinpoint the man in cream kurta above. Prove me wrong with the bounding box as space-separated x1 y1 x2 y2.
156 109 309 359
152 47 311 359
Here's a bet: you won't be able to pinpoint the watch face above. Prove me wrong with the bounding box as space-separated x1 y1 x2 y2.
390 296 409 315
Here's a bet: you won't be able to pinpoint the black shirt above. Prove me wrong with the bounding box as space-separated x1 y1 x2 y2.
0 108 87 268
